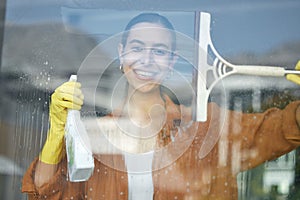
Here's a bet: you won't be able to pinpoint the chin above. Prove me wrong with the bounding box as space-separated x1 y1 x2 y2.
134 83 161 94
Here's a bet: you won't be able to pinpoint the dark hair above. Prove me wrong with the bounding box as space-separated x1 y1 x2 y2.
121 13 176 51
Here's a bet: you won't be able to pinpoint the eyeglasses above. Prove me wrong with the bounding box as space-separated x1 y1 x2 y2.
130 46 171 57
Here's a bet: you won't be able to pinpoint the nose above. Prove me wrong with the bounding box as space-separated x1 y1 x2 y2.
140 48 154 65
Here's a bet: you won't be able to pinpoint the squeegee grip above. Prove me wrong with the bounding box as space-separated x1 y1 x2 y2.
233 65 286 77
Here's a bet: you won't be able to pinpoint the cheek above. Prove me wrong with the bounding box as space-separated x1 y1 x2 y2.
121 50 141 64
154 54 175 69
157 61 173 77
122 56 136 66
123 65 132 75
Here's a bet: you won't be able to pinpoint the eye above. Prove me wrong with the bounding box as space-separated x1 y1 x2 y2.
131 46 144 52
152 48 168 56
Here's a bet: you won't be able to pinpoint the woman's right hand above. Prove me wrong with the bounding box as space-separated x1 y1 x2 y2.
39 81 84 164
50 81 84 130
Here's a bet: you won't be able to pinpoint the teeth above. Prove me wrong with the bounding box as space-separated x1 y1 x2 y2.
135 70 155 77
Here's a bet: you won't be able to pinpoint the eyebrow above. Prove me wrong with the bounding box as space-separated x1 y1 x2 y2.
128 39 170 49
129 39 144 46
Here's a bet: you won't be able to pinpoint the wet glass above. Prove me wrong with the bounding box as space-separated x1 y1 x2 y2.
1 0 300 199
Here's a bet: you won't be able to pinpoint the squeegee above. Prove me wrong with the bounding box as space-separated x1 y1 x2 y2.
195 12 300 122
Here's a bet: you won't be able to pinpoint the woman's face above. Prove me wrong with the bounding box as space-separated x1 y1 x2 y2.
119 22 177 93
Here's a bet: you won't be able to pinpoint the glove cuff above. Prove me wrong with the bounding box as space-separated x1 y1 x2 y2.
39 129 65 164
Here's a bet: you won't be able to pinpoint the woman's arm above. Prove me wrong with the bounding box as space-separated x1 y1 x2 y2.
236 101 300 171
22 156 84 199
22 80 84 195
296 105 300 128
34 160 59 188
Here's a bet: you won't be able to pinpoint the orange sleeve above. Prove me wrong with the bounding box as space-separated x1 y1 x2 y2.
21 157 84 199
228 101 300 171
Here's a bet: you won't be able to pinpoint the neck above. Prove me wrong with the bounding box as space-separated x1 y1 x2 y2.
127 86 164 108
125 86 166 127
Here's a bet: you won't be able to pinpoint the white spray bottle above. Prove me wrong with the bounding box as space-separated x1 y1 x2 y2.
65 75 94 182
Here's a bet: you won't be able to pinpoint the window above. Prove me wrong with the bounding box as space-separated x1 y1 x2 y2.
1 0 299 199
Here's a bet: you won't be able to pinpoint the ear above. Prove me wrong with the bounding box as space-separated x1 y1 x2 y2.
168 51 178 70
118 43 124 64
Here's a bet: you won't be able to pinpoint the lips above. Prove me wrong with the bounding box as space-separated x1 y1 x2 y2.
133 69 158 80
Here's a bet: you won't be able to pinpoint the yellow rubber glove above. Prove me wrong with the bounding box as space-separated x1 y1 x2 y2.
286 60 300 85
39 81 84 164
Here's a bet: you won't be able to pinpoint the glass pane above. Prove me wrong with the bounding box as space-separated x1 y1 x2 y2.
1 0 299 199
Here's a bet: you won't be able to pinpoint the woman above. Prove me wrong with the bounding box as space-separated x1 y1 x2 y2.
22 13 300 200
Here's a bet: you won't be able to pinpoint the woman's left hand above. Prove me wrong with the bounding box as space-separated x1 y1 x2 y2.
286 60 300 85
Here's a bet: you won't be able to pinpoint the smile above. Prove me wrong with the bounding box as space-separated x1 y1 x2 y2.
134 69 158 80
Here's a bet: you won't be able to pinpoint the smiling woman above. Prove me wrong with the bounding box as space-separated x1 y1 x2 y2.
18 10 300 200
2 0 300 199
